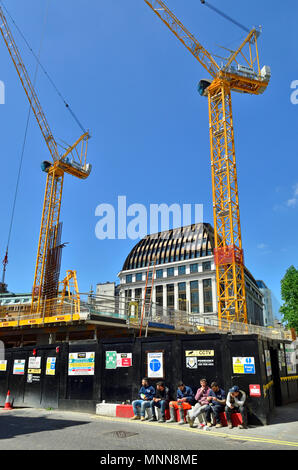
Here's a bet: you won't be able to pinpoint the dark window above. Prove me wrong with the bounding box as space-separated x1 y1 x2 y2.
156 285 163 307
167 284 174 308
167 267 174 277
202 261 211 271
135 288 142 299
136 273 142 282
190 280 199 313
190 263 198 273
126 275 132 283
156 269 163 279
178 282 187 311
203 279 213 312
178 265 186 275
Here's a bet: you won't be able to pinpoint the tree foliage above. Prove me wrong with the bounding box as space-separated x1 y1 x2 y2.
280 265 298 331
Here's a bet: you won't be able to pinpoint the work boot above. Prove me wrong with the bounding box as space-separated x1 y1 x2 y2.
227 421 233 429
131 415 140 420
215 423 223 428
166 407 176 423
238 423 247 429
148 416 157 422
178 408 185 425
158 416 166 423
186 412 195 428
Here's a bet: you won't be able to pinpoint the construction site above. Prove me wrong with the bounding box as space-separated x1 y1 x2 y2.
0 1 297 422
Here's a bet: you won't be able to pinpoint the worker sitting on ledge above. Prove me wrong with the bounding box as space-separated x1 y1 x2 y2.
149 381 170 423
167 381 196 425
225 385 248 429
131 378 155 421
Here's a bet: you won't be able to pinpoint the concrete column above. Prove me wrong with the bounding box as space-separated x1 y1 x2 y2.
174 283 179 311
163 284 167 310
212 277 217 313
199 279 204 313
184 281 190 313
119 289 125 316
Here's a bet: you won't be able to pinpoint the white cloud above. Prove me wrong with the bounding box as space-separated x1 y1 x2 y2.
281 183 298 209
287 198 297 207
257 243 268 250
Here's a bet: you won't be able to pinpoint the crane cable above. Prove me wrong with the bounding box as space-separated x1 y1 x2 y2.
1 0 50 285
201 1 250 34
0 0 87 134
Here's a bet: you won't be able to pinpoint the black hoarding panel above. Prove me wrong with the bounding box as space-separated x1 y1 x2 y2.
0 350 11 404
228 336 269 425
101 340 135 403
8 350 27 406
66 342 99 401
24 350 43 407
140 337 177 401
181 335 224 396
41 347 60 409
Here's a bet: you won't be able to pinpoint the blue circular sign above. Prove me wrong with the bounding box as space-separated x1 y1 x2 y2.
150 359 161 372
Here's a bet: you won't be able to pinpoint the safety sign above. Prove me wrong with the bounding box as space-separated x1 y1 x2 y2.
186 350 214 357
117 353 132 368
106 351 117 369
68 352 95 376
249 384 261 397
147 352 164 378
0 360 7 372
28 356 41 374
233 357 255 374
46 357 56 376
186 357 198 369
13 359 26 375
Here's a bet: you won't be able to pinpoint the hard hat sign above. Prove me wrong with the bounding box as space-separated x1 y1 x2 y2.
147 352 164 378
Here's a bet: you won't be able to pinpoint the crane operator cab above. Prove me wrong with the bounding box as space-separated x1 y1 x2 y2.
41 159 92 179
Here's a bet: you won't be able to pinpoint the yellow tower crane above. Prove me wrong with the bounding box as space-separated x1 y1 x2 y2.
144 0 271 324
0 6 91 317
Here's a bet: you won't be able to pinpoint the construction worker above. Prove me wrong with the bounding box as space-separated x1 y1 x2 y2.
225 385 248 429
205 381 226 428
166 381 196 425
149 381 170 423
186 378 210 428
131 378 155 421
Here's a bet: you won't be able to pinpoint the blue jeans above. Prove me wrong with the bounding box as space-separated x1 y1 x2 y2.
132 399 151 417
205 404 225 424
150 399 167 418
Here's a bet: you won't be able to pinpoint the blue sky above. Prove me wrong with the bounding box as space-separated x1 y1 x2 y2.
0 0 297 309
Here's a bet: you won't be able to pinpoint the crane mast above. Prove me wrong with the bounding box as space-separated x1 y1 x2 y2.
144 0 271 324
0 6 91 316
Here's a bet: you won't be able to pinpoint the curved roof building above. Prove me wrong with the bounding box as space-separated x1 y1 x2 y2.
122 223 214 271
118 223 264 325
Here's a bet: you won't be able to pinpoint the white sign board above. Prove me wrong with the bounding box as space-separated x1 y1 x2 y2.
147 352 164 378
13 359 26 375
68 352 95 376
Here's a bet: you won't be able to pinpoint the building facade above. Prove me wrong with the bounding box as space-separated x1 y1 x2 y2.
118 223 264 325
256 280 279 327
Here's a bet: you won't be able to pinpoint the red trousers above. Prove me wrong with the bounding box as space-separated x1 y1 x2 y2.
169 401 192 410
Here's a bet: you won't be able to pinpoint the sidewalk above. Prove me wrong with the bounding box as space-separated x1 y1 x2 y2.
95 402 298 448
0 403 298 450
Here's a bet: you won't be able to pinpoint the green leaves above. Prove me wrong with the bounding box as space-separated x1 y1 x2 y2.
280 266 298 331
